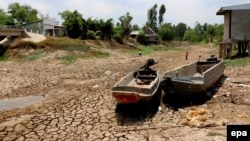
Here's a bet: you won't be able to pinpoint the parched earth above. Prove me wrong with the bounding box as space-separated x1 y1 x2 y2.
0 44 250 141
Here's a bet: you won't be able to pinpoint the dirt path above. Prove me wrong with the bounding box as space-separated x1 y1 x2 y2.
0 44 249 140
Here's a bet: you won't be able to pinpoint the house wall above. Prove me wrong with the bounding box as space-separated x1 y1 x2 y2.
231 10 250 41
44 25 55 36
22 19 63 36
223 12 230 42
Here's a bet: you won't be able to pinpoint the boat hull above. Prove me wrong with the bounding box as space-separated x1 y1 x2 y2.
112 71 160 104
163 59 226 95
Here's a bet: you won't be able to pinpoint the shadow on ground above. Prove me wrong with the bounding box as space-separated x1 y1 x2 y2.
115 88 161 126
161 75 227 110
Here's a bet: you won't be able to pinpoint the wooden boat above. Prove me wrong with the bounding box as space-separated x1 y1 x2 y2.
112 59 160 104
162 57 226 95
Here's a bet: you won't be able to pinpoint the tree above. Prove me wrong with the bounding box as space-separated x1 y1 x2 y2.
59 10 84 39
158 23 174 41
193 21 203 42
7 2 39 24
132 24 140 30
99 19 113 40
119 12 133 38
0 9 11 25
158 4 166 27
136 31 146 44
174 22 187 40
147 4 158 32
183 29 196 42
113 26 124 44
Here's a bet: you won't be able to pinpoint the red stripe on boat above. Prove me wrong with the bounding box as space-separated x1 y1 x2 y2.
114 95 138 104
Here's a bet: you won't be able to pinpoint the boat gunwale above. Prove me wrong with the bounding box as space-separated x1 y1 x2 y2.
162 59 226 94
163 60 225 83
112 71 160 97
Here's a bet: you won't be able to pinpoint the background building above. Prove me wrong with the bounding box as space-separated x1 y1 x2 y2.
217 3 250 58
21 19 66 37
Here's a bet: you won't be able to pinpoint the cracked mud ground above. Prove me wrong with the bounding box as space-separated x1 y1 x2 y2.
0 45 250 141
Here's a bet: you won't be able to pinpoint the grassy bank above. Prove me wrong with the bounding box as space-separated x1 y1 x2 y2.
2 38 188 62
225 57 250 66
122 44 180 55
3 37 111 62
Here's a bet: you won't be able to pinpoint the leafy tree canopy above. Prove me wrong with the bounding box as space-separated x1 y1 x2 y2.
0 9 11 25
7 2 39 24
59 10 84 39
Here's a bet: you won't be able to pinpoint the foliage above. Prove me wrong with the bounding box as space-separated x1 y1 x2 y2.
132 24 140 30
183 29 198 42
100 19 113 40
59 10 84 39
136 32 146 44
87 30 96 40
158 4 166 27
174 23 187 40
182 22 223 44
0 9 11 25
147 4 158 32
113 26 124 44
113 33 123 44
158 23 174 41
146 4 166 32
59 11 114 40
56 4 223 44
7 2 39 24
118 12 133 38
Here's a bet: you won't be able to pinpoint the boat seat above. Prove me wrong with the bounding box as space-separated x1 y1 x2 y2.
137 74 156 79
136 74 156 85
134 69 157 84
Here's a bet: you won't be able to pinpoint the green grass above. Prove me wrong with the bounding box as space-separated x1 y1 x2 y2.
42 38 90 52
90 50 110 58
59 45 90 52
0 55 8 61
60 54 78 63
207 132 225 137
26 49 47 61
225 57 250 66
121 44 180 55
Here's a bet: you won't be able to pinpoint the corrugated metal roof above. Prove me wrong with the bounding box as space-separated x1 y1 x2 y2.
216 3 250 15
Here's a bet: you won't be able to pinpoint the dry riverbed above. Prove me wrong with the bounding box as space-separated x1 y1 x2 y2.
0 44 250 141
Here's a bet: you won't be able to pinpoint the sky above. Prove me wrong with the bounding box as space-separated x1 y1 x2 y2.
1 0 250 28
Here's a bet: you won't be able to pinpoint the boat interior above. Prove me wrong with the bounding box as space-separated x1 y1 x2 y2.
134 69 157 85
164 60 220 78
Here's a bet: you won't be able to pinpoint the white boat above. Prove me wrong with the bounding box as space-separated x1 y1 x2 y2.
162 57 226 95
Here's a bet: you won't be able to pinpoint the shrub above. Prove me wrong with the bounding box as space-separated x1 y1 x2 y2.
136 32 146 44
113 33 123 44
87 30 96 40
